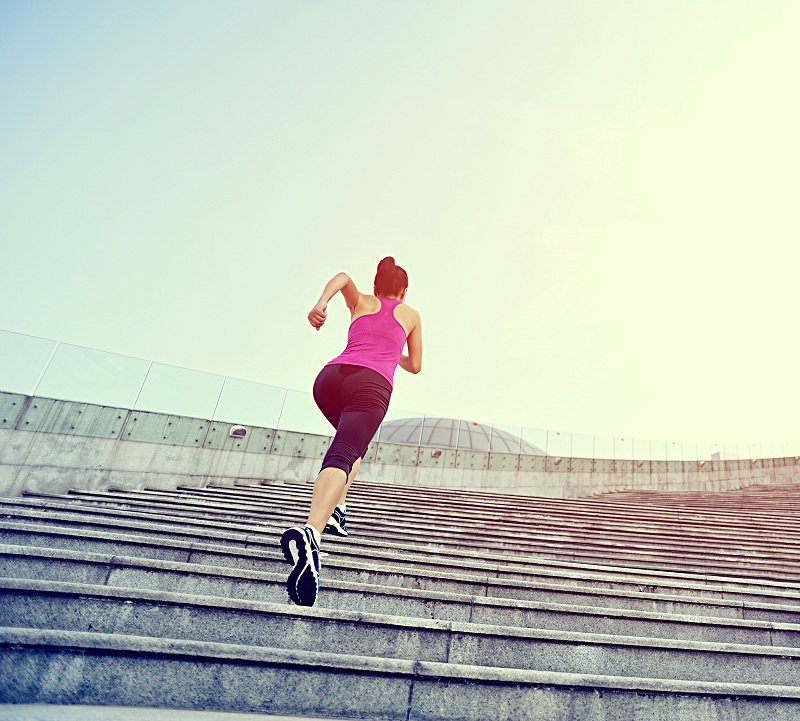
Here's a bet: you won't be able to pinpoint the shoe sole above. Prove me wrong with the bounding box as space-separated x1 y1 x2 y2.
280 528 319 607
323 521 349 537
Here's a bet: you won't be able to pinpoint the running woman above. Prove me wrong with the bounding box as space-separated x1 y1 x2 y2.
280 257 423 607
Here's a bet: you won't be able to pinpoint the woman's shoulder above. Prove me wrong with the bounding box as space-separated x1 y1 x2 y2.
357 294 381 310
395 302 420 325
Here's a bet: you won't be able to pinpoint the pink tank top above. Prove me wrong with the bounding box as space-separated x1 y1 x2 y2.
327 298 408 386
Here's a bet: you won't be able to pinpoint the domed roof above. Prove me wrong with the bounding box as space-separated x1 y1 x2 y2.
377 417 545 455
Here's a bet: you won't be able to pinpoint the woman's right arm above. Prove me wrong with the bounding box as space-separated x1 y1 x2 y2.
399 311 422 374
308 273 361 330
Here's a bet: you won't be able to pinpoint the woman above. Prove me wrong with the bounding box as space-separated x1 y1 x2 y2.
280 257 423 607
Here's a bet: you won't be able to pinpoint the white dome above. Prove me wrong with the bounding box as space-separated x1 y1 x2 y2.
376 417 545 455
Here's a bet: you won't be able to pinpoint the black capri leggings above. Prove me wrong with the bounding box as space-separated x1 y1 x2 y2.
313 363 393 477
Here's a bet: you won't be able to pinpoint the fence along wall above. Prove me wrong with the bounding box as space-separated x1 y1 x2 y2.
1 391 798 499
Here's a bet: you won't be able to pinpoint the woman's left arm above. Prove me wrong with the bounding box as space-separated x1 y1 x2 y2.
399 311 422 373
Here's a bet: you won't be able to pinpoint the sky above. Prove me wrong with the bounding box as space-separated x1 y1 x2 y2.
1 0 799 450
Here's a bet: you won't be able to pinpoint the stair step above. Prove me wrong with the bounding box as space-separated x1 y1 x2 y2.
5 627 800 721
18 490 800 580
7 574 800 645
5 578 800 664
6 542 800 619
10 518 799 595
0 705 349 721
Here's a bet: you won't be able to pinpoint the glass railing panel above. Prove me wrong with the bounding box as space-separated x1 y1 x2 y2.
416 415 459 449
726 443 739 460
134 363 224 419
455 419 491 452
679 442 696 461
212 377 287 429
518 426 549 456
277 389 333 436
665 441 683 461
34 343 150 408
592 434 615 460
613 436 635 460
375 408 425 445
490 423 525 455
649 440 668 461
570 432 595 458
632 438 651 461
696 442 713 461
0 330 57 395
545 430 572 458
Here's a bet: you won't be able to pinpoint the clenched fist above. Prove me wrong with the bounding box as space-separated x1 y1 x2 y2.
308 302 328 330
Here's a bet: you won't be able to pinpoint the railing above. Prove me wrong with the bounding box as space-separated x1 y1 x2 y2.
2 328 797 461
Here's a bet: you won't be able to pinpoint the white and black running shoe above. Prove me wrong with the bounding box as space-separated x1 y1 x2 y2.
324 505 349 537
280 526 321 606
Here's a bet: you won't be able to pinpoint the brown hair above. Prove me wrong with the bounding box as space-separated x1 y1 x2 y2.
373 256 408 297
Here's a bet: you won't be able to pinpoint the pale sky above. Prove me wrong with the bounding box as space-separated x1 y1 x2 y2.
1 1 799 451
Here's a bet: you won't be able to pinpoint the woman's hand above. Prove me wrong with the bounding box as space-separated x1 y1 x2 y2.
308 302 328 330
308 273 359 330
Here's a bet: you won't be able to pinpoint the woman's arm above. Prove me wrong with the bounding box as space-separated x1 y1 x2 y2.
308 273 361 330
398 311 422 373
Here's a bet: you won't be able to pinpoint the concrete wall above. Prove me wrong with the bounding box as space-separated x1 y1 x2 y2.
1 391 798 498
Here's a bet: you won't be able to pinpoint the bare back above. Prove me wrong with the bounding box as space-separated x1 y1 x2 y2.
351 294 418 337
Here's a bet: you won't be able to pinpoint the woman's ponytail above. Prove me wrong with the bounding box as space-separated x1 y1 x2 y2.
374 256 408 297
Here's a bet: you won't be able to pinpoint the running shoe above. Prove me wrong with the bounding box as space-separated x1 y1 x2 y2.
280 526 321 606
324 505 349 537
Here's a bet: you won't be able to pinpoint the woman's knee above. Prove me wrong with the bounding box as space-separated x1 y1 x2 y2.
320 457 352 478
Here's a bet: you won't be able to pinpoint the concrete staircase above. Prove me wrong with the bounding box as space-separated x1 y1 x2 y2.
3 478 800 720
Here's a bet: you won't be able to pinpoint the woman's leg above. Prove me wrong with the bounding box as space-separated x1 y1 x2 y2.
305 466 347 533
282 366 389 606
306 365 350 531
310 366 364 534
313 367 388 530
309 406 383 531
319 455 361 538
338 456 360 506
